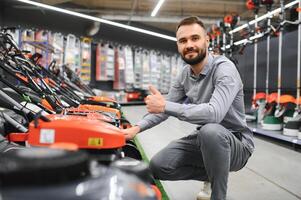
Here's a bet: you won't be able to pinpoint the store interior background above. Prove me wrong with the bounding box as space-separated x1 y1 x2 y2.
1 0 299 109
1 1 301 200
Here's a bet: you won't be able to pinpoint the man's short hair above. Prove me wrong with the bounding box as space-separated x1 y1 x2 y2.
176 16 206 32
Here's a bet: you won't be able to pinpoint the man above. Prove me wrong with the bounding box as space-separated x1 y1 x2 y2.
121 16 254 200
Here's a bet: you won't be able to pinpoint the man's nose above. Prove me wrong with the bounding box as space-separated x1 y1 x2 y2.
184 40 194 50
185 46 194 52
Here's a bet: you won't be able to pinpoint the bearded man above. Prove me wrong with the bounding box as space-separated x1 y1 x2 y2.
121 16 254 200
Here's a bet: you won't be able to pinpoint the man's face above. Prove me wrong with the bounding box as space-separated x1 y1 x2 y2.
176 23 209 65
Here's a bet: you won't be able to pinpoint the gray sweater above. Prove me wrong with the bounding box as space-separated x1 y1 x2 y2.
137 53 254 154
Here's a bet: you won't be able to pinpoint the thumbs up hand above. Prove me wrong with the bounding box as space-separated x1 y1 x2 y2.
145 85 166 113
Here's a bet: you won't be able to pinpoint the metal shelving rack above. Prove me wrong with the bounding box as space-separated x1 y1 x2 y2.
248 122 301 148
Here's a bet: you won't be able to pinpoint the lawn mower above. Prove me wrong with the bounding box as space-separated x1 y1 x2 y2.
0 29 159 198
0 34 140 161
0 147 159 200
0 33 130 129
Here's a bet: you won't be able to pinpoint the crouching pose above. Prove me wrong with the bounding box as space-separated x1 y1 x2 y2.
121 16 254 200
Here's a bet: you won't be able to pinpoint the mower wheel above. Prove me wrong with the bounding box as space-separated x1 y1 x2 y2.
0 148 90 186
122 143 142 160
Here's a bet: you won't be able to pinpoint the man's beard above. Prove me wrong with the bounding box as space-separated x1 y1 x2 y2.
181 48 207 65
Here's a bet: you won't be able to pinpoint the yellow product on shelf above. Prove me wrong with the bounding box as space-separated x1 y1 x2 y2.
80 37 92 84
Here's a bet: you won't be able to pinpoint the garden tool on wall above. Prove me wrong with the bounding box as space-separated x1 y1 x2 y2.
245 0 262 123
252 92 266 123
262 93 282 130
283 0 301 137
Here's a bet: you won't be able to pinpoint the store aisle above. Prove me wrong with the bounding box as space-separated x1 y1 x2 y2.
123 106 301 200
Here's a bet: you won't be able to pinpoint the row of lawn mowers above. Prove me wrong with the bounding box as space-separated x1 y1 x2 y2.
0 31 161 200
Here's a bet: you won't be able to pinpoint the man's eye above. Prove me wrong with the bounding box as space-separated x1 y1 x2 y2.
192 37 199 41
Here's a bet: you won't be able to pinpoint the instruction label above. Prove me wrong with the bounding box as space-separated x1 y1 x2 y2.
40 129 55 144
88 138 103 147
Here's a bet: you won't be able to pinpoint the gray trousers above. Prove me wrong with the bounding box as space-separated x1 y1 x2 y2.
149 123 251 200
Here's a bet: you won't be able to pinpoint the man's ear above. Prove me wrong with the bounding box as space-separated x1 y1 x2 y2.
176 38 182 53
177 44 181 53
206 34 210 48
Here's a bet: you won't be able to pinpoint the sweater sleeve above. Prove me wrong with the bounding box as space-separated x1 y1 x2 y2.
164 61 241 124
136 70 187 131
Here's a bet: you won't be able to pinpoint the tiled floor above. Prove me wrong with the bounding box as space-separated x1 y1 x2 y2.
123 106 301 200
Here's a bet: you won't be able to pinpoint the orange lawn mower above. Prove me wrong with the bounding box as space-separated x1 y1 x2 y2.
1 55 136 149
0 86 126 161
0 106 161 199
0 55 140 160
0 30 160 198
0 49 130 130
39 70 131 128
0 30 141 161
1 33 124 113
0 148 160 200
31 52 125 112
0 89 159 198
37 69 128 126
125 88 149 103
0 70 119 127
0 107 160 199
0 52 130 130
0 71 140 160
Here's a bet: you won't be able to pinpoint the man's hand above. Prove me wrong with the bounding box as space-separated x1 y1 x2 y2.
145 85 166 113
120 126 141 140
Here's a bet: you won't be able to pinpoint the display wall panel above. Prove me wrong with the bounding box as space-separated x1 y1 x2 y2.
235 29 300 108
237 30 299 91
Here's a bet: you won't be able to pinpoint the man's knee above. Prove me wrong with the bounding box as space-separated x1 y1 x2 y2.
198 123 224 142
149 154 168 179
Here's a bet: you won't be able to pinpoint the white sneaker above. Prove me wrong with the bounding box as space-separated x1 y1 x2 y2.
196 181 211 200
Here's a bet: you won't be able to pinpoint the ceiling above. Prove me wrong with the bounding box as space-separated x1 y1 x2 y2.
21 0 282 34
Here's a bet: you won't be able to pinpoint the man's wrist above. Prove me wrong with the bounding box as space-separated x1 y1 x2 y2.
164 101 180 116
133 125 141 133
162 100 166 113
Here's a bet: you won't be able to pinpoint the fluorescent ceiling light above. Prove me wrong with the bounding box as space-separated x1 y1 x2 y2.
230 0 298 34
16 0 176 41
151 0 165 17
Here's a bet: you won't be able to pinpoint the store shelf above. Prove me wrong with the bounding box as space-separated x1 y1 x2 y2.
248 122 301 146
23 41 55 53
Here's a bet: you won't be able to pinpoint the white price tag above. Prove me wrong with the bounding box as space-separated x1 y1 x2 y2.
40 129 55 144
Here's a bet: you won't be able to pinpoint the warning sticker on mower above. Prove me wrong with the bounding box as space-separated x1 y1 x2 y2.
88 138 103 147
40 129 55 144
